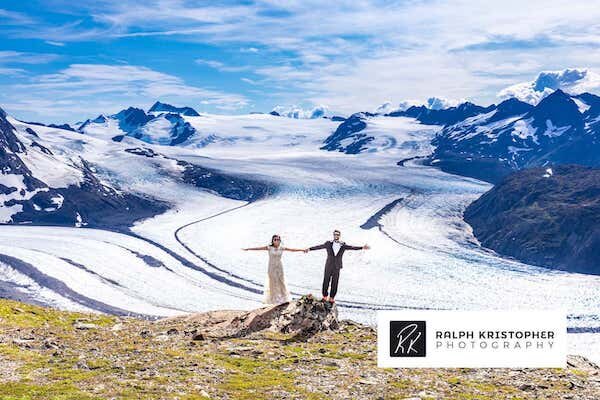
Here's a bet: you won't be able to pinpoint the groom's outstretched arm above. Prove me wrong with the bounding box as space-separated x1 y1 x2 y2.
344 244 369 250
309 242 328 251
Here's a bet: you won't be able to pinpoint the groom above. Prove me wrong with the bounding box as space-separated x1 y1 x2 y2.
307 229 369 303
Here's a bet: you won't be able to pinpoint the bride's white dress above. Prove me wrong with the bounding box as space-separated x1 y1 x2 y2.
264 245 291 304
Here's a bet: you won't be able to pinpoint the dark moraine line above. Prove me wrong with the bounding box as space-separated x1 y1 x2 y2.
170 203 428 311
173 203 265 287
109 244 173 271
0 253 155 318
360 192 422 252
360 197 406 229
115 223 263 296
59 257 123 287
396 155 428 167
567 327 600 334
366 192 532 273
0 280 49 307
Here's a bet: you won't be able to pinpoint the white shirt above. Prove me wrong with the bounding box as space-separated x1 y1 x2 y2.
332 241 342 256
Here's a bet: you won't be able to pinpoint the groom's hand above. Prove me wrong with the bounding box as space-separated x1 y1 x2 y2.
303 248 309 253
363 244 370 250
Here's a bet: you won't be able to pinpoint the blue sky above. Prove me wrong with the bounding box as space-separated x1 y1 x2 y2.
1 0 600 123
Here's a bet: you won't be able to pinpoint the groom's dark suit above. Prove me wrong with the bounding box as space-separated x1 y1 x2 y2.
309 241 363 298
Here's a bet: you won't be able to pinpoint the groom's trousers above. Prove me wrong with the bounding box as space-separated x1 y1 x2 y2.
322 265 340 298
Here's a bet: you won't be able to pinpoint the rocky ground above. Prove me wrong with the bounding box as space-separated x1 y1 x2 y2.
0 296 599 399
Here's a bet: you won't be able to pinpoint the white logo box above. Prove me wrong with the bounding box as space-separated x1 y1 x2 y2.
377 310 566 368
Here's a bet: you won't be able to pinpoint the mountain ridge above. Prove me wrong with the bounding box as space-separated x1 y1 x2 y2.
464 165 600 274
428 89 600 182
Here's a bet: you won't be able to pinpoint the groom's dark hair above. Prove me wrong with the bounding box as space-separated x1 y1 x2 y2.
333 229 340 234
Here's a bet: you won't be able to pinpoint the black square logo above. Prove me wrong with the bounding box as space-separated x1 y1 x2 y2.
390 321 426 357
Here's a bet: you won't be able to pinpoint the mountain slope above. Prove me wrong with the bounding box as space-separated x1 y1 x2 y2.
430 90 600 182
0 108 168 227
113 107 154 134
464 165 600 273
321 113 439 155
131 113 198 146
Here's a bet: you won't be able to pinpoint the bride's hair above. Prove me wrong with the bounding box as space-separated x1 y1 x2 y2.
270 234 281 246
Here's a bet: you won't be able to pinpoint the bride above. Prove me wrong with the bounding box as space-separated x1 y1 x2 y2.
243 234 306 305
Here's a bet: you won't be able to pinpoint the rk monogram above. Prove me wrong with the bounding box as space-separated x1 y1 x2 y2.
390 321 426 357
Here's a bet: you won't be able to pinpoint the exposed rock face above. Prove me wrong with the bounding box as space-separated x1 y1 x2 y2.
148 101 200 117
321 114 371 154
112 107 153 133
464 165 600 274
161 295 339 339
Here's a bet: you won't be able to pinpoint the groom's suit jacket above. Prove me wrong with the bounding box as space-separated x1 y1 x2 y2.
309 241 363 269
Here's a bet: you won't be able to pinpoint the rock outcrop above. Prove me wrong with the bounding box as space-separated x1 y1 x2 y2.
160 295 339 339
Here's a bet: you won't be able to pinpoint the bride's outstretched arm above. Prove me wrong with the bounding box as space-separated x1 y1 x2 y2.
284 247 306 252
242 246 269 251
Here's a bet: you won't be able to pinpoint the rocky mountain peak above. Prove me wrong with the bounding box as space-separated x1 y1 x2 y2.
148 101 200 117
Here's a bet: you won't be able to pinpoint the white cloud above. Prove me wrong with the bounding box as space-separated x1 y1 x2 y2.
374 101 394 114
4 1 600 113
272 105 327 119
45 41 65 47
3 64 248 121
374 97 461 114
0 8 35 25
375 100 422 114
195 58 249 73
0 50 59 76
241 77 259 85
426 97 462 110
498 68 600 104
0 50 59 65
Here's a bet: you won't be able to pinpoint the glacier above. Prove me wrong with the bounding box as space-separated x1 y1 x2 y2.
0 107 598 365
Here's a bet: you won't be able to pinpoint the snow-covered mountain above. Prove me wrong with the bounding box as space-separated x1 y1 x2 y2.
0 103 285 227
321 112 438 156
388 102 495 126
148 101 200 116
0 106 167 227
12 90 600 186
113 107 154 134
430 90 600 182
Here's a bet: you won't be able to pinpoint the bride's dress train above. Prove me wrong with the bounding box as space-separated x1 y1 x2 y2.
264 245 291 305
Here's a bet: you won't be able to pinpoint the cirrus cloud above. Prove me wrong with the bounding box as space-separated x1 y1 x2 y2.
2 63 248 122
